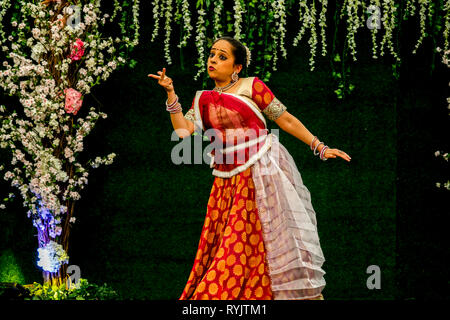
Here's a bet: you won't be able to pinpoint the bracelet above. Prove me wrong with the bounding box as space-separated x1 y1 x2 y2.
166 102 182 114
320 145 329 161
166 101 180 109
166 105 181 113
167 108 182 114
166 95 179 108
310 136 318 150
313 142 324 156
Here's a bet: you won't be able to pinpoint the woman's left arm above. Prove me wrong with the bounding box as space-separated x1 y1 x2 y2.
250 76 350 162
275 111 351 162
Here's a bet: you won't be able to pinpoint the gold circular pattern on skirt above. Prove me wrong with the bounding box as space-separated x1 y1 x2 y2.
208 283 218 295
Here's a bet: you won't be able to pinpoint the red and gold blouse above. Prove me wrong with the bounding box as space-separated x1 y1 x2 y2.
184 77 287 177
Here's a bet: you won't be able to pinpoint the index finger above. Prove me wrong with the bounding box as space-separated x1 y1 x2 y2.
161 68 166 79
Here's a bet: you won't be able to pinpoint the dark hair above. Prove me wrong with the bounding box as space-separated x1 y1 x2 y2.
212 36 247 72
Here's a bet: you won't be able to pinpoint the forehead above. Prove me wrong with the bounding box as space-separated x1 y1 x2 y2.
210 40 233 55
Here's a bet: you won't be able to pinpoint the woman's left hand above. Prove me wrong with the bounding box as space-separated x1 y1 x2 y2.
324 148 351 162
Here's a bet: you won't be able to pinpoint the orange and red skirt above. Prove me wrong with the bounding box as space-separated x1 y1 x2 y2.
179 167 273 300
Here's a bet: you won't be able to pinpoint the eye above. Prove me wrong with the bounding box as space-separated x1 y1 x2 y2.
220 55 227 60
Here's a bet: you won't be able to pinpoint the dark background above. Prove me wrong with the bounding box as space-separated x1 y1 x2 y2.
0 1 448 300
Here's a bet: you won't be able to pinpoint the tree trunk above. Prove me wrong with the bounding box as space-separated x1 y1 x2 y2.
43 266 67 287
39 198 75 288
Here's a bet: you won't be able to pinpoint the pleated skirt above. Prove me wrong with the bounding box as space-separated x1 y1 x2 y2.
179 134 326 300
179 167 272 300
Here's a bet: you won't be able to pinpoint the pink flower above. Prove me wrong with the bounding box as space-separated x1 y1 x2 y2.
69 39 85 61
64 88 83 115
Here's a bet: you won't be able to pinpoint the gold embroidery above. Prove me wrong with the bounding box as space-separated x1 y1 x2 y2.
263 96 287 121
184 108 196 122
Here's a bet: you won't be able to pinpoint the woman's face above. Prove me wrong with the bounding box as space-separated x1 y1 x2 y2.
207 40 242 82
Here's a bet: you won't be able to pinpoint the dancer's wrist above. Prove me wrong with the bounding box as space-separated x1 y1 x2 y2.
167 90 177 105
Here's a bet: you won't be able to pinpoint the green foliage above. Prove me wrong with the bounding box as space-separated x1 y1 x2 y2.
0 250 25 284
331 54 355 99
25 278 119 300
129 59 138 69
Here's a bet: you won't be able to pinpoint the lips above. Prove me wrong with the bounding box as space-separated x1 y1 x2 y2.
209 66 215 71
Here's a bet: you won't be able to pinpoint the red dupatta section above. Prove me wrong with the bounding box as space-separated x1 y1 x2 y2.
193 90 269 175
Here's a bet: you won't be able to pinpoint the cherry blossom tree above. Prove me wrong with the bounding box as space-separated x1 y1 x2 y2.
0 0 140 286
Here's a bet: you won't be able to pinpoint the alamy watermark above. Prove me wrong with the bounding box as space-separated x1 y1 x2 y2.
66 5 82 29
170 128 281 176
366 5 381 30
366 265 381 289
66 264 81 289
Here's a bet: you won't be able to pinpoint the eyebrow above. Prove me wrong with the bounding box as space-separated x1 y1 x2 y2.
211 47 228 55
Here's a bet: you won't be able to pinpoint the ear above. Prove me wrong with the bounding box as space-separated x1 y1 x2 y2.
234 64 243 74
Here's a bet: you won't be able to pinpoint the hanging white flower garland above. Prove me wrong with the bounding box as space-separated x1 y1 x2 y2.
293 0 308 46
164 0 174 65
444 0 450 52
131 0 140 47
233 0 246 40
412 0 430 55
368 0 381 59
345 0 362 61
146 0 446 80
307 0 318 70
213 0 224 38
293 0 318 71
379 0 400 62
404 0 417 19
318 0 328 57
275 0 288 59
193 8 206 81
271 0 288 71
177 0 193 48
151 0 161 42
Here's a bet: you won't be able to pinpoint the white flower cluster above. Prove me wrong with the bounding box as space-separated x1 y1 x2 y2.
131 0 141 47
444 0 450 53
293 0 318 71
412 0 431 55
164 0 174 65
193 9 207 81
177 0 193 48
89 152 117 169
150 0 161 42
272 0 288 68
368 0 381 59
318 0 328 57
37 240 69 273
233 0 246 41
344 0 364 62
404 0 417 18
213 0 224 38
379 0 400 63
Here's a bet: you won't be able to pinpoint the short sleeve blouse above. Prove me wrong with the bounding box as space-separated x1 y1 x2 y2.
251 77 287 121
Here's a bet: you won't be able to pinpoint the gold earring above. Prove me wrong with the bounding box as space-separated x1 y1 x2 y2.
231 71 239 82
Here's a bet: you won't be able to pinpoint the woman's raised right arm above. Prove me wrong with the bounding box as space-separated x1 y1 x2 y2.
149 68 194 138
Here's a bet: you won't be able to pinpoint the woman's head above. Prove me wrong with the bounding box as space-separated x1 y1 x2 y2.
207 36 248 83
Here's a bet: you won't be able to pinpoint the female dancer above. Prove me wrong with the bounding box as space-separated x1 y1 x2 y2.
149 36 351 300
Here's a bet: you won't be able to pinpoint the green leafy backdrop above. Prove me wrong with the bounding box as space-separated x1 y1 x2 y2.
0 1 448 300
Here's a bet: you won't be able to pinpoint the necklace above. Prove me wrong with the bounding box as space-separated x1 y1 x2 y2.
213 78 238 95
